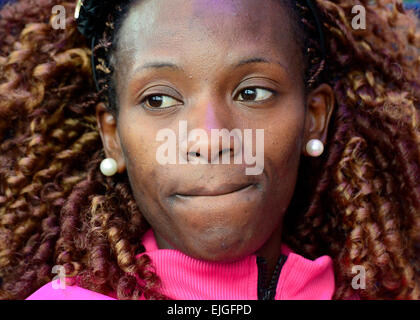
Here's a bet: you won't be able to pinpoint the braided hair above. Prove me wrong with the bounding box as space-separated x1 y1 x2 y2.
0 0 420 300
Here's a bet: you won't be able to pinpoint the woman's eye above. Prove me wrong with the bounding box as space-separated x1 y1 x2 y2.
141 94 181 109
236 87 274 102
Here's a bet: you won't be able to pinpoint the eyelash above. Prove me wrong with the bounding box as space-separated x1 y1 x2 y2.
139 86 276 110
235 87 276 102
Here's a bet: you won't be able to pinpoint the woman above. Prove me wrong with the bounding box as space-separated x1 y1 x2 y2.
0 0 420 300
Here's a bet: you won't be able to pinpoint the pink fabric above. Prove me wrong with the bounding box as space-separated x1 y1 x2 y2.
26 279 115 300
26 228 335 300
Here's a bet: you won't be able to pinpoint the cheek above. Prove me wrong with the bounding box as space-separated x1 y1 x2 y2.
264 98 306 165
117 115 163 201
267 120 304 170
263 100 306 195
119 122 177 232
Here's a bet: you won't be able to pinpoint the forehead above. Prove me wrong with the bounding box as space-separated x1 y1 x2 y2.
115 0 301 78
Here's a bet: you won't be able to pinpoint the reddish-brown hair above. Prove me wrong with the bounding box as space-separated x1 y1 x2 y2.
0 0 420 299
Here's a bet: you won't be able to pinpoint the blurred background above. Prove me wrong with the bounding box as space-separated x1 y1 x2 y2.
406 0 420 13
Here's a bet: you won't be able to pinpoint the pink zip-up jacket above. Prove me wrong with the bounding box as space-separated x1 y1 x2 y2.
26 228 335 300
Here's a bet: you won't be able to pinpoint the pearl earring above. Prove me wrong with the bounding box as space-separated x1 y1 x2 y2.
306 139 324 157
100 158 118 176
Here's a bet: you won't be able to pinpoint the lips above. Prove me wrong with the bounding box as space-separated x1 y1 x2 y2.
174 182 255 198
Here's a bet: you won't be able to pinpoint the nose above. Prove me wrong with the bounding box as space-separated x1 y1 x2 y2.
179 98 242 164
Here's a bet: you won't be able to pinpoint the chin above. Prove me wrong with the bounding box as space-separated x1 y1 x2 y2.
179 230 261 263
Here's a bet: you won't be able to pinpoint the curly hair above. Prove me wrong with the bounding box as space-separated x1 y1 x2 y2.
0 0 420 300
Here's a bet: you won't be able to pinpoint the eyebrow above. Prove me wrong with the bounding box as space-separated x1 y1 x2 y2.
235 57 281 69
131 57 288 77
133 62 182 74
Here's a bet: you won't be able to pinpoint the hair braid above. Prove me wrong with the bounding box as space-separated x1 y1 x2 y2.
1 0 419 300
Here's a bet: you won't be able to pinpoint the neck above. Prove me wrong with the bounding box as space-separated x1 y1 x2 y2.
154 224 283 286
136 227 336 300
255 223 283 286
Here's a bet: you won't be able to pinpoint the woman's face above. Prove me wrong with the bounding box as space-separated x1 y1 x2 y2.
97 0 334 262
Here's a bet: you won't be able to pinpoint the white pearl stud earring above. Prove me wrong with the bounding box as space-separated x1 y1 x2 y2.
100 158 118 176
306 139 324 157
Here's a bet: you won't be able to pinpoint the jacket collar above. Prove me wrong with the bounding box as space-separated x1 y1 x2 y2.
136 229 335 300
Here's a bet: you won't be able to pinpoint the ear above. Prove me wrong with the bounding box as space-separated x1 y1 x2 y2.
95 102 126 174
302 83 335 156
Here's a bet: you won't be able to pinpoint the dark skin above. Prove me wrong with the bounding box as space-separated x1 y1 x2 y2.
96 0 335 281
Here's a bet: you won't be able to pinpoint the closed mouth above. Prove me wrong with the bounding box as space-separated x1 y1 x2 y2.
175 183 255 198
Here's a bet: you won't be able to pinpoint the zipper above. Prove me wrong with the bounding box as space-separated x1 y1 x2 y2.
257 255 287 300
